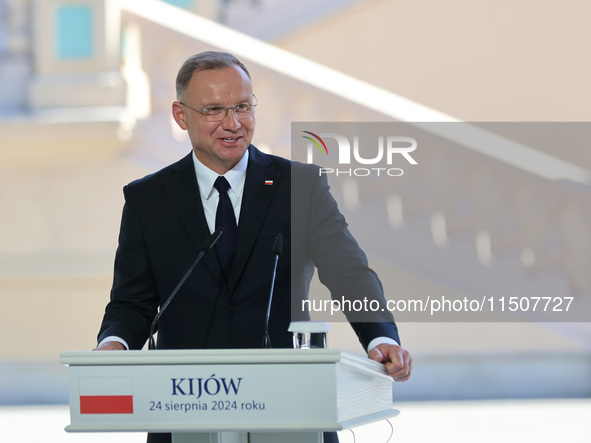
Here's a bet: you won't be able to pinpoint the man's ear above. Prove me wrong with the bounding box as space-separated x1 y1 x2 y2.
172 101 188 130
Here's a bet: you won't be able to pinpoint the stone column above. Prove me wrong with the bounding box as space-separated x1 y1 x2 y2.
0 0 32 112
0 0 7 56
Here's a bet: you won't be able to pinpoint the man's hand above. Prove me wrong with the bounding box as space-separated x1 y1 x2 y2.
93 341 126 351
368 343 413 382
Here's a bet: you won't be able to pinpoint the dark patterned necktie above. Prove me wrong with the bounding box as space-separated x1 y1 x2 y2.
214 176 237 277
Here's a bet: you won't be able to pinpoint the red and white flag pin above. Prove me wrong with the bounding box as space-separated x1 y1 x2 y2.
264 180 274 186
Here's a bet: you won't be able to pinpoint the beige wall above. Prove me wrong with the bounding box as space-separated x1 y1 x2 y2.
277 0 591 124
0 152 152 360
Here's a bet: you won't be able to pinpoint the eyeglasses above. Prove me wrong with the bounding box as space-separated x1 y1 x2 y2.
179 95 258 122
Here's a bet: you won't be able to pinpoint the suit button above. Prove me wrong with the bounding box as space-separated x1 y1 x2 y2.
228 305 239 313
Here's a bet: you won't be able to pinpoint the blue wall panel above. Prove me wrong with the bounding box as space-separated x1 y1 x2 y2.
56 6 94 59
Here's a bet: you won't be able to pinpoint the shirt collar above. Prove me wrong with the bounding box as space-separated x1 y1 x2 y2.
192 149 249 200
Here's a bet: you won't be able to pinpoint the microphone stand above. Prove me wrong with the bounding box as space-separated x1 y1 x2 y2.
263 233 283 348
148 228 222 350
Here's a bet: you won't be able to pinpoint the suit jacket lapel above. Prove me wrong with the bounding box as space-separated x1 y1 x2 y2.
163 153 224 284
229 147 280 292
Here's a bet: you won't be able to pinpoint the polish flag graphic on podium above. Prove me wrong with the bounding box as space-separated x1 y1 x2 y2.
79 377 134 414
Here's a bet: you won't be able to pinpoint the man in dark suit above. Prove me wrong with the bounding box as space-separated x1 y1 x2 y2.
95 51 412 442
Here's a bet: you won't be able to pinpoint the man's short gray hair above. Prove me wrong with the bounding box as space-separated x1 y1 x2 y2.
176 51 251 101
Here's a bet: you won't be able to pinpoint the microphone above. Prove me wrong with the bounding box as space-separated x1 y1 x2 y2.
263 233 283 348
148 227 222 350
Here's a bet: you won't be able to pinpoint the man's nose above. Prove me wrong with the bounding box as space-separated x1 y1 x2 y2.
221 107 241 129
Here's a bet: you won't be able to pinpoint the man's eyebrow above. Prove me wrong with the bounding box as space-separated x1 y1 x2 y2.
199 97 252 107
197 101 222 108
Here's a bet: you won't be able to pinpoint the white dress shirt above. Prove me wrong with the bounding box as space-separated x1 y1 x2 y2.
192 149 248 233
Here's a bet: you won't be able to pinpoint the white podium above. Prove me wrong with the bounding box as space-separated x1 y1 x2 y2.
60 349 399 443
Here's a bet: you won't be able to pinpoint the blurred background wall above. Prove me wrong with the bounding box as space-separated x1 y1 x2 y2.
0 0 590 408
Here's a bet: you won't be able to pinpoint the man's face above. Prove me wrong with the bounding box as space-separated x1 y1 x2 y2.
172 65 255 174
